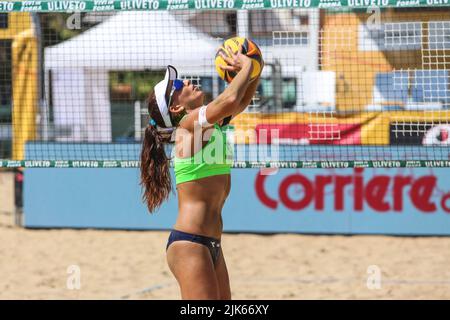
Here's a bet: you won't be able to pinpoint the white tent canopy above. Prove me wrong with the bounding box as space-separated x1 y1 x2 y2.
44 11 220 142
45 10 220 72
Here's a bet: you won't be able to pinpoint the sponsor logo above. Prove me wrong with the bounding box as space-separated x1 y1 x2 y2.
406 161 422 167
21 1 43 11
233 161 247 168
347 0 389 7
55 161 70 168
24 161 51 168
6 161 21 168
0 1 15 11
120 0 160 10
103 161 119 168
93 0 115 10
396 0 420 6
242 0 265 9
302 161 318 168
268 162 297 168
72 161 100 168
194 0 235 9
354 161 370 168
167 0 189 9
372 161 401 168
250 162 266 168
425 161 450 167
426 0 450 5
318 0 342 7
46 1 88 11
320 161 349 168
255 168 450 213
119 161 140 167
270 0 312 8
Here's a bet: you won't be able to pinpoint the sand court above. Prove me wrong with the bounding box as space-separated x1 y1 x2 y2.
1 212 449 299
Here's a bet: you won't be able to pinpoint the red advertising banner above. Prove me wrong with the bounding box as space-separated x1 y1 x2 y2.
255 168 450 214
255 123 362 145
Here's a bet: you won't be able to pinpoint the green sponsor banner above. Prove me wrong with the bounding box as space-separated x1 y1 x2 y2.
2 160 450 168
0 0 449 12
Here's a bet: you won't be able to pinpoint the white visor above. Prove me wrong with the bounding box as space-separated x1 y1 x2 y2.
154 65 178 128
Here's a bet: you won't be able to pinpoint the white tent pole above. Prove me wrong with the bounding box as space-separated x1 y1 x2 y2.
41 70 50 141
134 100 141 141
237 10 249 38
212 76 219 98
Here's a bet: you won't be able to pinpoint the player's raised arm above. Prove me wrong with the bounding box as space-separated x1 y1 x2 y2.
180 45 253 131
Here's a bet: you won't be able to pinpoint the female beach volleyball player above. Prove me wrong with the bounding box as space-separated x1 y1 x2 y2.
140 45 261 300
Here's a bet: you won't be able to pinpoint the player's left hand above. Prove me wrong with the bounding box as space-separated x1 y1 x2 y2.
218 44 251 73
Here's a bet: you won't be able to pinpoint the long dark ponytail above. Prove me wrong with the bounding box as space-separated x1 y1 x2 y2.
140 92 173 213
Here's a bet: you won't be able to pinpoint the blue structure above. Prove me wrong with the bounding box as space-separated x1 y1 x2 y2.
23 143 450 235
412 70 449 104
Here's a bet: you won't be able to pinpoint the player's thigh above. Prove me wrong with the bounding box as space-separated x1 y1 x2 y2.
166 241 220 299
215 248 231 300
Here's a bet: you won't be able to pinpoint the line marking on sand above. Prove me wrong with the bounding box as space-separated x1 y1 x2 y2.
119 282 175 299
232 276 450 286
118 276 450 299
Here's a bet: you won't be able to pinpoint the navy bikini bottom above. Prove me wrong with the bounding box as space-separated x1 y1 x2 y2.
166 230 221 265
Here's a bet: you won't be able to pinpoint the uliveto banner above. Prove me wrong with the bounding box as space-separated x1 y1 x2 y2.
2 0 450 13
25 167 450 235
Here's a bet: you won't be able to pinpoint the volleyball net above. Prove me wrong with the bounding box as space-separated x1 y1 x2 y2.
1 1 450 168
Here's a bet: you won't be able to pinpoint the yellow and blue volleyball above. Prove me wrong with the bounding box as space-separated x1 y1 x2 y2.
215 37 263 83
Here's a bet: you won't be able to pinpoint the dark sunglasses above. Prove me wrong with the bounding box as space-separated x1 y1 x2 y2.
167 79 184 107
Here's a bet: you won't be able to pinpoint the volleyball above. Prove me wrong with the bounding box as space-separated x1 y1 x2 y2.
215 37 264 83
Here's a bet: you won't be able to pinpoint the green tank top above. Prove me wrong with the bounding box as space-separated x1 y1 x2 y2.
174 122 233 185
